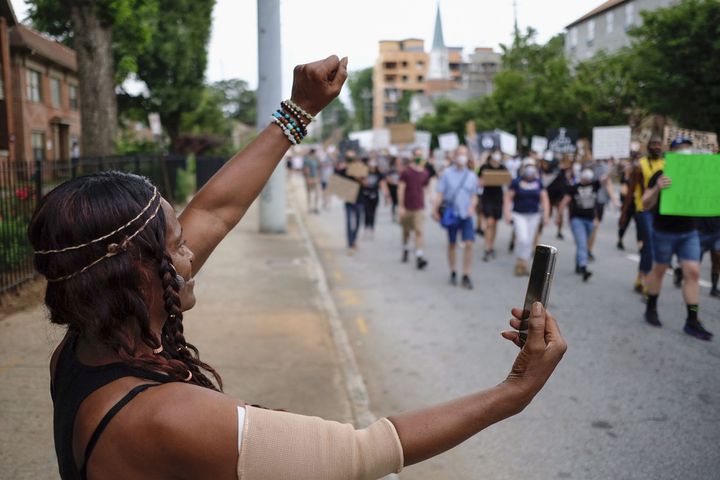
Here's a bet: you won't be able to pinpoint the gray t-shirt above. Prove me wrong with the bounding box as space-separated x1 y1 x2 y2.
436 167 479 219
593 162 610 204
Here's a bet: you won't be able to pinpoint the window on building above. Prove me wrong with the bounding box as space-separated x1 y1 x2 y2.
625 3 634 28
570 27 578 47
416 60 424 68
384 62 397 69
401 61 408 68
32 132 45 161
587 20 595 46
417 75 424 82
69 85 78 110
26 69 41 102
50 78 61 108
401 75 408 82
607 11 614 33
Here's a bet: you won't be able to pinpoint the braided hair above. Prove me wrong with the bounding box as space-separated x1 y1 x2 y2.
29 171 222 391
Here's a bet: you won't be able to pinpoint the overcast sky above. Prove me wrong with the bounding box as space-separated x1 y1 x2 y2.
12 0 602 95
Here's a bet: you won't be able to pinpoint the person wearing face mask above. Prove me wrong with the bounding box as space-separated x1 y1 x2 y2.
557 168 610 282
335 150 366 255
478 149 509 261
504 159 551 276
360 158 387 239
641 145 713 340
398 149 431 269
626 137 665 295
433 146 479 289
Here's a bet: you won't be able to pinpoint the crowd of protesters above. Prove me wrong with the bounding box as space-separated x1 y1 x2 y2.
287 136 718 341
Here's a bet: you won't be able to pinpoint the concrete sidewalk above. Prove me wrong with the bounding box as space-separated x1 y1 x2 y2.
0 195 354 479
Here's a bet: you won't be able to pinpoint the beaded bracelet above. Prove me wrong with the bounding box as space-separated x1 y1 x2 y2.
279 103 309 134
273 109 307 137
283 99 314 123
271 116 298 145
276 115 303 144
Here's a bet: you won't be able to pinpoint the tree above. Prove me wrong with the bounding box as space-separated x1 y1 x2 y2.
628 0 720 134
211 79 257 126
347 67 373 130
134 0 215 152
27 0 158 156
319 98 351 141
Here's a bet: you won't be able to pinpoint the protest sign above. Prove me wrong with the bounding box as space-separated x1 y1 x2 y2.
346 162 369 179
498 130 517 156
531 136 548 154
481 170 513 187
327 174 360 204
415 130 432 149
389 123 415 145
547 128 579 154
438 132 460 151
348 130 374 151
663 126 718 153
372 129 391 149
339 139 360 158
660 153 720 216
477 132 500 152
593 126 631 159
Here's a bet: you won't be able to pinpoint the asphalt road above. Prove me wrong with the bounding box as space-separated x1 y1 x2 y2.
305 190 720 480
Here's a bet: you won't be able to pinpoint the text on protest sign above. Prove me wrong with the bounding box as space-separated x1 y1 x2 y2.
547 128 578 154
660 154 720 217
438 132 460 151
663 126 718 153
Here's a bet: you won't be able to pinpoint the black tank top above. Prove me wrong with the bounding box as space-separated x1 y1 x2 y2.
52 334 173 480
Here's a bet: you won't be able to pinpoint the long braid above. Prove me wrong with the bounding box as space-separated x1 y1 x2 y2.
159 253 223 391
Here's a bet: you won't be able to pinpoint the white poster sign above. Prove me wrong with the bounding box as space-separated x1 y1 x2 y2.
531 136 548 153
348 130 374 151
593 126 631 159
497 130 517 156
438 132 460 151
372 128 391 149
148 113 162 136
414 130 432 149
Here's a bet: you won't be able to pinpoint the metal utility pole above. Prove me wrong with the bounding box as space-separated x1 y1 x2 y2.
257 0 286 233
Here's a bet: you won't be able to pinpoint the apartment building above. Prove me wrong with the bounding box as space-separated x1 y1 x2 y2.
372 38 428 129
565 0 679 62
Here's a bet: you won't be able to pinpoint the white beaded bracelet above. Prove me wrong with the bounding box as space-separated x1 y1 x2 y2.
285 99 314 122
271 116 298 145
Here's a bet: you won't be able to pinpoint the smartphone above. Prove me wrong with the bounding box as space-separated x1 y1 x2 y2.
518 245 558 347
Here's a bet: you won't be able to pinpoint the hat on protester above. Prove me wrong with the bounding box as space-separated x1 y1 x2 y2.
670 136 693 149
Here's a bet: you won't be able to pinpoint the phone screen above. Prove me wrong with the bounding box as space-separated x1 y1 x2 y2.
519 245 558 346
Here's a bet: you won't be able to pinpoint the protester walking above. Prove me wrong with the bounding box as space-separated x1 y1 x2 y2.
433 146 479 289
642 166 713 340
587 158 618 261
699 217 720 298
386 156 402 223
478 149 508 261
398 151 430 269
336 150 366 255
303 148 322 214
504 160 550 276
617 153 640 250
361 158 386 239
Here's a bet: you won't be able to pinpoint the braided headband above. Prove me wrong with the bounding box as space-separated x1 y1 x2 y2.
35 187 160 255
40 191 163 283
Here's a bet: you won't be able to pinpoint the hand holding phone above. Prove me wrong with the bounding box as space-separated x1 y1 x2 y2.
518 245 557 347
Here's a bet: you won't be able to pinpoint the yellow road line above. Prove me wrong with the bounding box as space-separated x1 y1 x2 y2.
338 289 361 306
333 270 344 282
356 315 368 334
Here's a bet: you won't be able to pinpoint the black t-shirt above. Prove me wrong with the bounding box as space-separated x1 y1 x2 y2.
479 163 507 204
361 171 385 199
698 217 720 234
565 181 600 219
545 168 570 202
648 170 696 233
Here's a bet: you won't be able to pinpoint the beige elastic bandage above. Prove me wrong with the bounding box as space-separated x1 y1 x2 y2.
237 405 404 480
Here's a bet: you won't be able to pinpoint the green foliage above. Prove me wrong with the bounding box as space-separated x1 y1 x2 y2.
116 134 161 155
175 155 197 205
212 79 257 126
0 189 34 271
347 67 373 130
27 0 158 82
628 0 720 133
320 98 352 141
180 86 231 139
134 0 215 150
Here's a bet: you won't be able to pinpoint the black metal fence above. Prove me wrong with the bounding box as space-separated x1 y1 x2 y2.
0 154 189 297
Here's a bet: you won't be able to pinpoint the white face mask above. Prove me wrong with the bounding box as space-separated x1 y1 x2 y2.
523 166 538 179
580 169 594 182
677 148 692 155
491 153 502 162
456 155 468 166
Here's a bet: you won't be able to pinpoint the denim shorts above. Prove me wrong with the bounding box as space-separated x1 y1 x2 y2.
652 229 700 264
700 232 720 253
448 217 475 244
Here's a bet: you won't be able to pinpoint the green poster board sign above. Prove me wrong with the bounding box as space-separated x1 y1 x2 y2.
660 153 720 216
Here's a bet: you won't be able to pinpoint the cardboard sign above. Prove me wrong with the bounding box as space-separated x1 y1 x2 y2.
663 126 718 153
660 153 720 216
327 174 360 204
346 162 369 179
547 128 578 154
481 170 513 187
389 123 416 145
531 136 548 154
348 130 374 151
498 130 518 156
438 132 460 151
593 126 631 159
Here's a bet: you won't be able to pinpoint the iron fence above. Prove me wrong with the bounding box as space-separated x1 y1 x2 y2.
0 154 188 297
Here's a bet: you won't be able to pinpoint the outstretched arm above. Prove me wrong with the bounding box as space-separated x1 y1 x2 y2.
179 56 348 273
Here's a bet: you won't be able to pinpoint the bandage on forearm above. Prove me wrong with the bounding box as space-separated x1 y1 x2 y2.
237 405 404 480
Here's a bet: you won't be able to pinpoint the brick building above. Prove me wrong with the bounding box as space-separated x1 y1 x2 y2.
0 0 80 164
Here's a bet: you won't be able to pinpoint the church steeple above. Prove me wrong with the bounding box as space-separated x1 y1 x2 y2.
432 3 445 50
